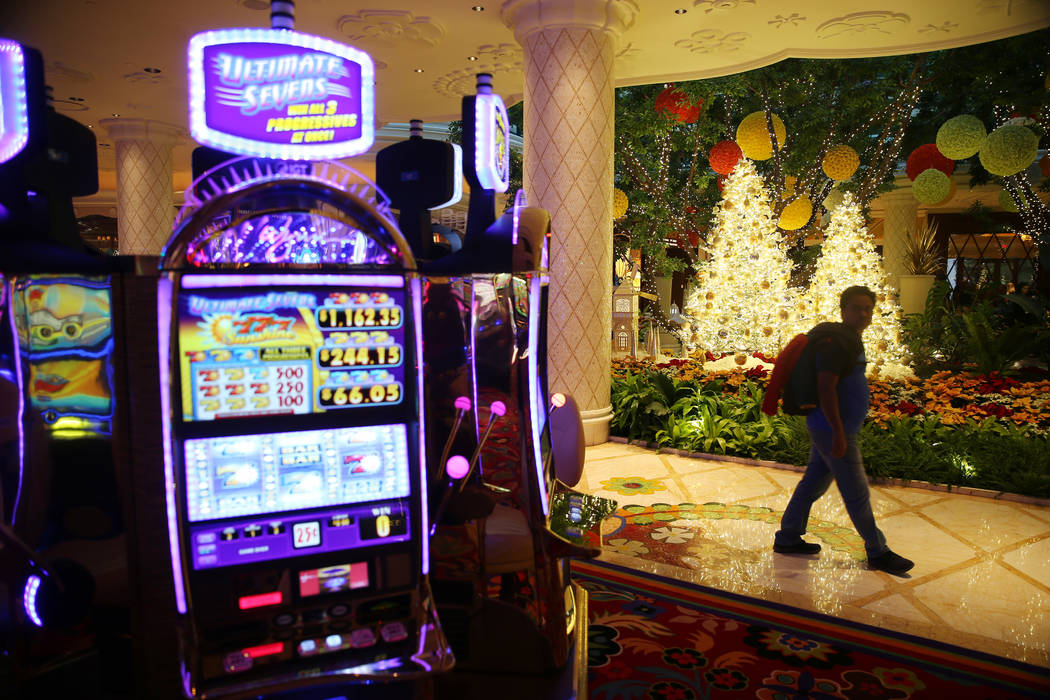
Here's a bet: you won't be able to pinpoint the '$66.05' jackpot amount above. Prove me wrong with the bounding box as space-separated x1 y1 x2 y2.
319 384 401 407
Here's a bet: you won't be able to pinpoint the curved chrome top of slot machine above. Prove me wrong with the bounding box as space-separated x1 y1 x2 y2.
156 153 451 698
162 158 412 272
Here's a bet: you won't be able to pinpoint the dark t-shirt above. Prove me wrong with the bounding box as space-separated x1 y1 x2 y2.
806 341 869 435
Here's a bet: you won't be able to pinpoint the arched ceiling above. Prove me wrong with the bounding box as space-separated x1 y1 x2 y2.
4 0 1049 180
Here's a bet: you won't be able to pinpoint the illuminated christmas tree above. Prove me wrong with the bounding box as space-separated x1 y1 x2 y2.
683 158 801 356
805 192 908 367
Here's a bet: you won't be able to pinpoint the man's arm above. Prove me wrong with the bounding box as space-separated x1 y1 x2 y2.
817 370 846 457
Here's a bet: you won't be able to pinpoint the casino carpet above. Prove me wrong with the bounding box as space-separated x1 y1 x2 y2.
573 559 1050 699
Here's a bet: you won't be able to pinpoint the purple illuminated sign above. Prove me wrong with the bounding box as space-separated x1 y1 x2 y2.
474 92 509 192
0 39 30 164
188 29 375 160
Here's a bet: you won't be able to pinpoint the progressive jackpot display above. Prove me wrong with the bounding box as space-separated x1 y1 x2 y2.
177 282 406 421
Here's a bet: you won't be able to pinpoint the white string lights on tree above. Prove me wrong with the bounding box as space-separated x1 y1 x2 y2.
682 158 801 356
803 193 909 370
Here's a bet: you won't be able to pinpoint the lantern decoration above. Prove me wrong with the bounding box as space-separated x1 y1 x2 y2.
709 139 743 175
736 110 786 161
654 85 703 123
1040 154 1050 177
905 143 953 181
936 115 986 160
778 196 812 230
821 144 860 180
613 188 629 219
912 168 951 204
933 177 957 207
999 189 1019 212
979 124 1039 177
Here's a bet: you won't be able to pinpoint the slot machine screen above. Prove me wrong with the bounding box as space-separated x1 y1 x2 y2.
184 423 411 522
177 283 406 422
183 422 413 570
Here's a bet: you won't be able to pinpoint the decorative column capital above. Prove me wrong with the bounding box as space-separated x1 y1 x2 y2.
100 118 185 147
500 0 639 41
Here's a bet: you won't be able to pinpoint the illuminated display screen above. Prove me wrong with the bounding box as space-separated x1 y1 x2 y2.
11 275 114 436
299 562 369 597
177 284 406 421
187 28 375 160
184 423 411 522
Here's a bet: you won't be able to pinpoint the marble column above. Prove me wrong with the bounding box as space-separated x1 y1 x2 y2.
501 0 638 445
100 119 183 256
878 181 920 292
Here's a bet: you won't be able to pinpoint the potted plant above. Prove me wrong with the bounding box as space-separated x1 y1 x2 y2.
898 220 941 315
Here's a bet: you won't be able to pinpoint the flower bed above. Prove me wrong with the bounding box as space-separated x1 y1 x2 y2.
613 355 1050 432
611 355 1050 498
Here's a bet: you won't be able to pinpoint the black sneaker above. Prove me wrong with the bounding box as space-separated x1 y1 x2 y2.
773 541 821 555
868 550 914 576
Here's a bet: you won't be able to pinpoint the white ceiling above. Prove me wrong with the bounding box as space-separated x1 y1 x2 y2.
4 0 1049 180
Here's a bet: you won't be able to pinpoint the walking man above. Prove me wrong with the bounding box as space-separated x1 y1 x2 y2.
773 286 914 576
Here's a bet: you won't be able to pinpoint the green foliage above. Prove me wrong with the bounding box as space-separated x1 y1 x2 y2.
611 370 1050 498
902 280 1050 375
860 417 1050 498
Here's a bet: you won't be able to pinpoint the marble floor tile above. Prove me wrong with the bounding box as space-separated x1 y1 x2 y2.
917 498 1050 550
582 442 1050 667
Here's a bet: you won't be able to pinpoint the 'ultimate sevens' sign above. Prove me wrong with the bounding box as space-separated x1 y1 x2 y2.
188 28 374 160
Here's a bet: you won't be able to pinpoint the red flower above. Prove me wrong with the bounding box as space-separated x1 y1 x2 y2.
891 401 921 416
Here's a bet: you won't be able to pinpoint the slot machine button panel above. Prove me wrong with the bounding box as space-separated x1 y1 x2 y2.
380 621 408 643
350 627 377 649
327 603 350 618
329 620 350 632
272 612 296 627
223 651 253 674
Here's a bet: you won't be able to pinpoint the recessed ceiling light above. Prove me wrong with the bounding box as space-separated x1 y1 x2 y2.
414 68 424 73
143 67 161 74
69 96 85 102
111 113 120 117
468 56 478 61
674 8 687 14
471 5 484 11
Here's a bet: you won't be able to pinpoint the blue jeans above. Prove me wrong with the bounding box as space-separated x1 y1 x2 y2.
775 430 888 558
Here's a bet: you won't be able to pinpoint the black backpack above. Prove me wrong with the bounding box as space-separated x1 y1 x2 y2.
762 322 863 416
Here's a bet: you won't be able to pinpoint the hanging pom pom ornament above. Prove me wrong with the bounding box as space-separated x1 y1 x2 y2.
778 196 812 230
822 145 860 181
736 111 786 161
654 85 703 123
936 115 987 160
709 140 743 175
912 168 951 204
906 143 954 181
932 178 957 207
979 124 1039 177
823 188 844 212
612 188 629 219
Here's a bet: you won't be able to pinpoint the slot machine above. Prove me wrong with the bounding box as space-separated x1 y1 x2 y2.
413 75 615 699
156 17 452 699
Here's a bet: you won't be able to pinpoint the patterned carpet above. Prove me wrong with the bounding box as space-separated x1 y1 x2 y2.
575 559 1050 699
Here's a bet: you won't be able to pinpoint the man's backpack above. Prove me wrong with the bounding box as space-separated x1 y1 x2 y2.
761 322 863 416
